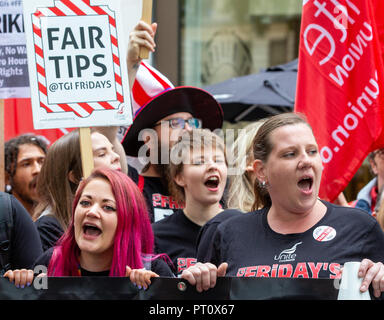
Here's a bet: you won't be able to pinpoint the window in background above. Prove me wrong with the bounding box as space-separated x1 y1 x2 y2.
180 0 302 87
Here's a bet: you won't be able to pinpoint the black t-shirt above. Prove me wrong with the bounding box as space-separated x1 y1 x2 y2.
153 209 242 275
153 209 200 274
206 201 384 279
196 209 243 262
7 195 43 269
34 247 174 277
128 165 183 223
35 215 64 252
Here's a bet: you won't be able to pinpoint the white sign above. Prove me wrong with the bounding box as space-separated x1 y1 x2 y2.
23 0 137 129
0 0 30 98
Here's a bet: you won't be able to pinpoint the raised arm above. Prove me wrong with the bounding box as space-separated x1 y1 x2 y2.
127 20 157 90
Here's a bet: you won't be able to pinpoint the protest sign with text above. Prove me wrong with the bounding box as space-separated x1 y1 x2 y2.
0 0 29 99
22 0 134 129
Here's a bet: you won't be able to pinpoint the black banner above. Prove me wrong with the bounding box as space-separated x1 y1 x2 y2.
0 276 339 300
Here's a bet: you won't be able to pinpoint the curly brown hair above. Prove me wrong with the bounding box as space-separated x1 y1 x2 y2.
5 134 48 183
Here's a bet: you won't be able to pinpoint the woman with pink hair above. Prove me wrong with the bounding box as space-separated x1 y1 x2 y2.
5 168 220 292
45 167 163 277
6 168 172 286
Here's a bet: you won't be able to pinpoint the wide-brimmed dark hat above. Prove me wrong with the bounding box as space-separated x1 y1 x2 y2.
122 63 223 156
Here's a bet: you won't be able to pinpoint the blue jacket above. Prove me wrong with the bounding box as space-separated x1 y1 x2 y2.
355 177 377 215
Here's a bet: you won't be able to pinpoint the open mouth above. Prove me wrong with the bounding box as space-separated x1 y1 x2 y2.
297 176 313 193
29 177 38 190
83 224 102 237
204 176 220 190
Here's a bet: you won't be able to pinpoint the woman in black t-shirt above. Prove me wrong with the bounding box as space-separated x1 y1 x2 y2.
6 168 216 293
153 129 241 275
193 113 384 298
6 168 171 288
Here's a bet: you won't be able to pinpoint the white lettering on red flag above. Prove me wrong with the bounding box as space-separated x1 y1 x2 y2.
295 0 384 201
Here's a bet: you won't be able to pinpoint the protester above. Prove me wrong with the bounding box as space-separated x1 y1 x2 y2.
33 129 121 251
226 121 264 212
354 149 384 215
5 168 169 287
0 192 43 278
5 168 221 292
152 129 241 274
4 134 48 216
197 113 384 299
93 126 128 175
122 21 224 223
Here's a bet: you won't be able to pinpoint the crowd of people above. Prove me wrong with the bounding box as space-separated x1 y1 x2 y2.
1 20 384 299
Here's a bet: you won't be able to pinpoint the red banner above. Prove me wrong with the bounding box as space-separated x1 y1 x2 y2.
4 98 69 145
295 0 384 201
372 0 384 150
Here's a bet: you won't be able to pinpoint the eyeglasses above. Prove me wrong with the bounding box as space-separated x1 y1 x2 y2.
154 117 202 129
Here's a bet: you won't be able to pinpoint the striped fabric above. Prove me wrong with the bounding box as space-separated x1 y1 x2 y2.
131 61 174 115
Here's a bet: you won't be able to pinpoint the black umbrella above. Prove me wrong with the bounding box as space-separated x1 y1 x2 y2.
204 59 298 123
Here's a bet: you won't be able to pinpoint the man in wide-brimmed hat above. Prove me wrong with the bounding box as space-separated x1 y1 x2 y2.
123 21 223 223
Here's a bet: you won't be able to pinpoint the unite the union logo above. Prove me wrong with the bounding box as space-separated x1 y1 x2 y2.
274 242 303 263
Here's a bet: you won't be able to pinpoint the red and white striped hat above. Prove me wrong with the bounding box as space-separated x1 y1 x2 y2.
123 62 223 156
131 61 175 115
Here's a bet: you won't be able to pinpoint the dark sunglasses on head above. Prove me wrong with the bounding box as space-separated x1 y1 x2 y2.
153 117 202 129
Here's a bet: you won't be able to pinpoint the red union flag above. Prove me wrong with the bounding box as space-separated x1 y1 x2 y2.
295 0 384 201
4 98 71 145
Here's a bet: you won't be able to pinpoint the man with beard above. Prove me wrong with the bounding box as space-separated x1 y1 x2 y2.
122 21 223 223
4 134 47 217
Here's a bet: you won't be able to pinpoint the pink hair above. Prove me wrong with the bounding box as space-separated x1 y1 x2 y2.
48 168 154 276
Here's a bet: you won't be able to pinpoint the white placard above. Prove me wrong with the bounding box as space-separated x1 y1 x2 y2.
22 0 139 129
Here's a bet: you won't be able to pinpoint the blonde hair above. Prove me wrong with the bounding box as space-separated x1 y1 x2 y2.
227 121 264 212
168 129 226 203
